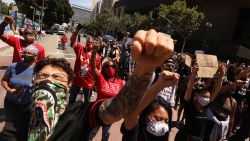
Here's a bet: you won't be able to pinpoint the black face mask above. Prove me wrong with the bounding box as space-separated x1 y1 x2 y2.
22 54 35 63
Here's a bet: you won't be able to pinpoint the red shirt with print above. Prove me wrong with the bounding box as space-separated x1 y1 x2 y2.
95 73 124 100
6 35 45 63
72 42 102 89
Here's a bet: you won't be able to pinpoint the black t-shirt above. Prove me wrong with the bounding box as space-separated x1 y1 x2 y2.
121 122 168 141
183 99 208 138
48 99 106 141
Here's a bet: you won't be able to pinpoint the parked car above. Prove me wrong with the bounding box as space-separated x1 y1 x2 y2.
44 28 54 34
57 29 65 35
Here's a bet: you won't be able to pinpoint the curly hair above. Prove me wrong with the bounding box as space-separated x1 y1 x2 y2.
34 57 74 84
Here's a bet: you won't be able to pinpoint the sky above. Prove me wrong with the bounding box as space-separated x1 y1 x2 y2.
5 0 92 9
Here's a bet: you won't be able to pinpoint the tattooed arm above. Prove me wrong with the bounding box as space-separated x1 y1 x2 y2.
98 29 175 125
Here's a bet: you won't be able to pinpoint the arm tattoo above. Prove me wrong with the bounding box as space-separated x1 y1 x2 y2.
99 73 152 124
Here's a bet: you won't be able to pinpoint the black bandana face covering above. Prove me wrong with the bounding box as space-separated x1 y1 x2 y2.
22 54 35 63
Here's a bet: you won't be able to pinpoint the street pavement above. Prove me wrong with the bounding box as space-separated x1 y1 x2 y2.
0 33 248 141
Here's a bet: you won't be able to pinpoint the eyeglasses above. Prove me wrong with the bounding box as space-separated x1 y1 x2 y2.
33 72 68 82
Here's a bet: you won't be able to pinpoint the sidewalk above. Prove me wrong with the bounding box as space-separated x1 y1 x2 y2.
0 41 9 50
0 31 13 50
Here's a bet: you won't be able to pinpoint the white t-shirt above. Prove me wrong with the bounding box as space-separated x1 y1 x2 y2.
158 85 177 106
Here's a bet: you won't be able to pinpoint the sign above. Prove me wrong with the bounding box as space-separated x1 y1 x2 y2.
195 50 204 55
196 54 218 78
185 54 192 67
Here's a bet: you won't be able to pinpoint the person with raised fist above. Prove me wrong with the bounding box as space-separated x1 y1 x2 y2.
0 16 45 63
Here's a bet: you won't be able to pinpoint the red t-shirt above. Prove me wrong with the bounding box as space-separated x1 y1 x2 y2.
61 36 68 43
6 35 45 63
72 42 102 88
96 73 124 100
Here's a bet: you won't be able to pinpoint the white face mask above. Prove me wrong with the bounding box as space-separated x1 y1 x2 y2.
146 117 169 136
196 95 210 106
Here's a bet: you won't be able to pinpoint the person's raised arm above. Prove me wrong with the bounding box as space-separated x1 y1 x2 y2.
10 23 19 35
184 63 198 101
97 29 175 125
219 80 246 95
0 16 15 42
70 24 82 47
210 65 226 102
124 71 179 130
227 99 237 139
234 67 250 80
90 40 101 79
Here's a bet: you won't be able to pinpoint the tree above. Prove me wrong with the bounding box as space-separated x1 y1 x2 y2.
94 9 120 34
119 12 147 35
84 0 204 42
0 2 9 14
153 1 204 35
14 0 73 27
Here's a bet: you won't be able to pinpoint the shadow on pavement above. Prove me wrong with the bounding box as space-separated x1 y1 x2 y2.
0 66 8 70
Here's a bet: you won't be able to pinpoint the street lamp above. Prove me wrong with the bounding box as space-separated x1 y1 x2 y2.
202 21 213 52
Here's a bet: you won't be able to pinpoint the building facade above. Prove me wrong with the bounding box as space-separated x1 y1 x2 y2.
91 0 118 20
114 0 250 62
70 4 91 24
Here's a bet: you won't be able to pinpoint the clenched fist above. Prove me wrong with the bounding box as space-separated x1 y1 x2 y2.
155 70 180 89
132 29 174 73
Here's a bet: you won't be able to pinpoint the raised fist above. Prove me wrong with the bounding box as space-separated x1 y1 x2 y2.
76 24 83 30
132 29 174 72
155 70 180 89
3 16 15 24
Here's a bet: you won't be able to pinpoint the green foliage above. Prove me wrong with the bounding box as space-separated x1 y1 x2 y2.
84 0 204 37
95 9 120 34
0 2 9 14
157 0 204 35
14 0 73 27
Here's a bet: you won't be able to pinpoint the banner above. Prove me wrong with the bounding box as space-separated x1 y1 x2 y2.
185 54 192 67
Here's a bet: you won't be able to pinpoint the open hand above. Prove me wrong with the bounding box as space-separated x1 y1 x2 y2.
132 29 174 73
92 40 101 53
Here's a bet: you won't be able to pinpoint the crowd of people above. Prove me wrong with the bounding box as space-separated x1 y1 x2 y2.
0 15 249 141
